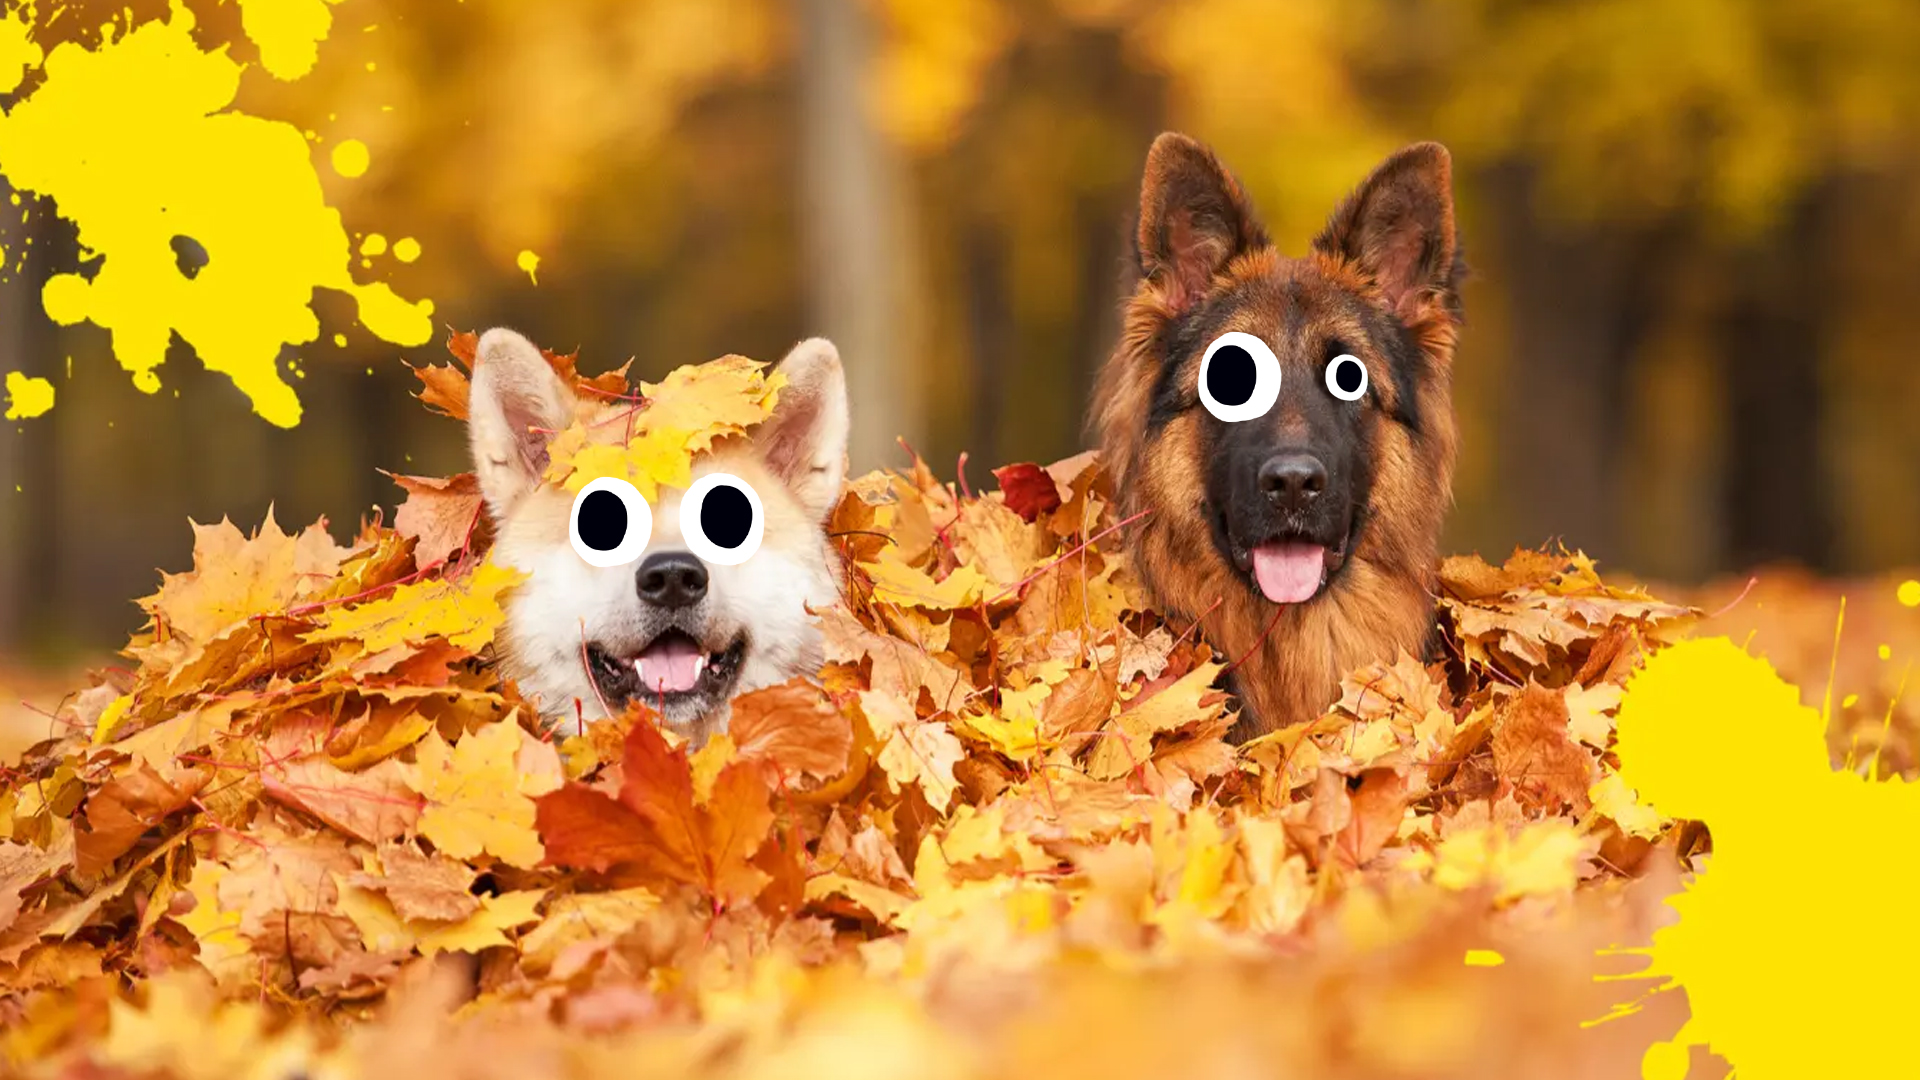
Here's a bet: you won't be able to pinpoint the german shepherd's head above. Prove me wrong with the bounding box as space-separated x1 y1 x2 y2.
1090 133 1464 739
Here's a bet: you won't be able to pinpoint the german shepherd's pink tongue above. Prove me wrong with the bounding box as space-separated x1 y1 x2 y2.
1252 541 1325 604
636 636 704 694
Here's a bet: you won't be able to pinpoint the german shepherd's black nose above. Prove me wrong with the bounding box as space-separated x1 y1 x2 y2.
1259 453 1327 511
637 552 709 609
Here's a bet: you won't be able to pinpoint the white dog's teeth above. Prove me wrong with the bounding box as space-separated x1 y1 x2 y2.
633 657 648 685
692 653 708 681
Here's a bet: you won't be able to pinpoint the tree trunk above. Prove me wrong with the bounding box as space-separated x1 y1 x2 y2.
795 0 923 472
1716 183 1836 571
1481 163 1669 566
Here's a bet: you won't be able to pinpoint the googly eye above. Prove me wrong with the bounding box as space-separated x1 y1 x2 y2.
569 476 652 567
1324 353 1368 402
681 473 764 566
1198 331 1281 423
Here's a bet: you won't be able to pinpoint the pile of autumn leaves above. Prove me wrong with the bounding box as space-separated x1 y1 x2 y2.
0 336 1703 1079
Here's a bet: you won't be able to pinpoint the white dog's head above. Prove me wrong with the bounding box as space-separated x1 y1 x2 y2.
466 328 849 742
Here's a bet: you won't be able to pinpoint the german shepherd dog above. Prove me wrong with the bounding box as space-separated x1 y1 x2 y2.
1089 133 1464 740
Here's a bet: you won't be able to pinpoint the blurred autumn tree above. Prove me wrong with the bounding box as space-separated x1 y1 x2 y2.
2 0 1919 662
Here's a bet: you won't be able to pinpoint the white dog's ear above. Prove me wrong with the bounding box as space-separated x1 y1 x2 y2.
757 337 850 523
467 328 577 519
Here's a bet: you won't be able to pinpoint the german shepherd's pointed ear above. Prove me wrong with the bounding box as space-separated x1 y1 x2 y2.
1137 132 1269 314
757 337 850 524
1313 143 1461 328
468 327 578 520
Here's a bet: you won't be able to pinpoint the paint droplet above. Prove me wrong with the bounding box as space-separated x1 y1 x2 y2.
333 333 347 347
3 372 54 419
1879 644 1892 660
331 138 370 178
364 60 376 72
516 249 540 285
392 236 420 263
1899 580 1920 607
1843 693 1859 709
360 233 387 257
1463 948 1504 967
238 0 338 79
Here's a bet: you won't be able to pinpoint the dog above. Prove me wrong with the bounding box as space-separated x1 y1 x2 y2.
466 327 850 745
1089 132 1465 741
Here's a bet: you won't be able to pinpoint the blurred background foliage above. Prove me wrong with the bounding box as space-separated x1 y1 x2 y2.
2 0 1920 665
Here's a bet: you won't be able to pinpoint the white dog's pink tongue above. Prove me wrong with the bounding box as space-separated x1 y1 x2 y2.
636 637 704 694
1252 542 1326 604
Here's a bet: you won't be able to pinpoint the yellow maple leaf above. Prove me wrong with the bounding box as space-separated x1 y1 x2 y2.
637 355 785 445
404 718 561 869
146 510 349 643
543 354 786 495
1406 820 1595 903
1589 772 1666 839
555 424 695 500
173 863 251 987
518 887 661 973
338 881 545 956
304 559 525 653
861 690 962 811
865 557 987 610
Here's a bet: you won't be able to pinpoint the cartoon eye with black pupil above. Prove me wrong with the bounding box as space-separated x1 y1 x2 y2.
1198 331 1281 422
1325 353 1368 401
569 476 652 567
682 474 764 565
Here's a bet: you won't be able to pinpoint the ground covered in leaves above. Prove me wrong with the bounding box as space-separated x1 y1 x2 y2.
0 337 1735 1078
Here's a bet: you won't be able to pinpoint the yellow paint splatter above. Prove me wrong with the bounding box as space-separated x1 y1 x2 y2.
1463 949 1504 967
1842 693 1859 709
516 249 540 285
236 0 340 81
0 9 44 95
332 333 346 347
0 5 432 427
331 137 370 178
1609 637 1920 1078
1899 580 1920 608
359 232 387 256
1878 644 1891 661
392 236 420 263
3 372 53 419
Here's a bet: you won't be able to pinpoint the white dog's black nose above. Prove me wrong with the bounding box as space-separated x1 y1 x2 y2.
636 551 708 609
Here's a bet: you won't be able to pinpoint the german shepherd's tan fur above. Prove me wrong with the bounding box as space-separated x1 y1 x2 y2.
1091 133 1465 740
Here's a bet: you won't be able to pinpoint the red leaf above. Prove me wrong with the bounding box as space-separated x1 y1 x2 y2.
993 462 1064 523
534 785 691 879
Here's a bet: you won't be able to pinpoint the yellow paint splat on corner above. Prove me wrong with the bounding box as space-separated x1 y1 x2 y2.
517 249 540 285
1463 949 1504 967
0 5 432 428
236 0 341 81
360 232 387 256
3 371 53 419
392 236 420 263
0 8 43 94
1609 636 1920 1079
1899 580 1920 608
331 137 370 178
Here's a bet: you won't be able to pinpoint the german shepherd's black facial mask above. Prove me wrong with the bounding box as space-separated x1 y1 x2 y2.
1136 135 1464 608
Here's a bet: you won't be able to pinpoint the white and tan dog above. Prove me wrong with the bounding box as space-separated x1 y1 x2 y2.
465 328 849 744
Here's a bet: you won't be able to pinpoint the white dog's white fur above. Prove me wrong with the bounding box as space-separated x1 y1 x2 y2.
467 327 849 744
